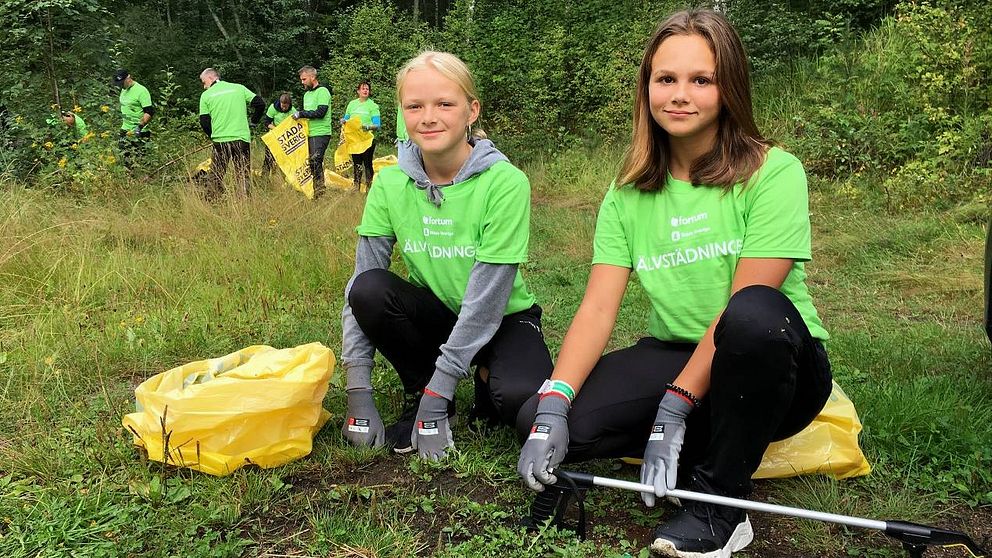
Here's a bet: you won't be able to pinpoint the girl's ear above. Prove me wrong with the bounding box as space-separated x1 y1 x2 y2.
467 99 481 126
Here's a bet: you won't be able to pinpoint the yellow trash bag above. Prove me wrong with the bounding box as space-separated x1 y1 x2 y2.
122 343 334 476
372 154 397 172
324 169 353 191
334 116 373 169
622 380 871 480
261 118 314 199
753 380 871 479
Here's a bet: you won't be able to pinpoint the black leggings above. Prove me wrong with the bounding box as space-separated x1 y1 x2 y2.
352 140 376 187
516 285 832 496
349 268 554 426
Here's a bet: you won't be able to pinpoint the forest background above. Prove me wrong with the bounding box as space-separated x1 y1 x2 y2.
0 1 990 557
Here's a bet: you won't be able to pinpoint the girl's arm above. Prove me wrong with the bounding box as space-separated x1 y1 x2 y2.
550 263 631 395
672 258 794 398
340 235 396 390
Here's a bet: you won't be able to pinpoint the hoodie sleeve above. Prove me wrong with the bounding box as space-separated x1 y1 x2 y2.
424 261 517 400
341 235 396 391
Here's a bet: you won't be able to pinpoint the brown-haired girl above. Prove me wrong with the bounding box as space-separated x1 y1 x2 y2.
516 9 832 557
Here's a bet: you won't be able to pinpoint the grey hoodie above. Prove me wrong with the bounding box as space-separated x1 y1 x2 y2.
341 138 521 401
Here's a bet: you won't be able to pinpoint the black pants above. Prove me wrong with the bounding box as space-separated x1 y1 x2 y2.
349 268 554 426
308 135 331 198
516 285 832 496
351 140 376 188
207 140 251 199
262 146 277 172
117 130 150 169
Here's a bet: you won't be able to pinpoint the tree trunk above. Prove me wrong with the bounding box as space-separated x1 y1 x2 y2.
45 8 61 110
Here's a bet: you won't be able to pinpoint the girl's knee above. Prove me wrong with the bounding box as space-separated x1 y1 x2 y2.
348 268 392 310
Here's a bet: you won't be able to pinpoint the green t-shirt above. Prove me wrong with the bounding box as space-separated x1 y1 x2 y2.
344 98 380 137
357 161 537 315
72 114 88 138
593 147 828 342
266 103 295 127
396 106 409 141
303 85 332 137
119 82 152 130
198 81 256 143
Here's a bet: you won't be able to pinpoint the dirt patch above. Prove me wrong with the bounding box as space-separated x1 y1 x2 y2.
248 455 992 557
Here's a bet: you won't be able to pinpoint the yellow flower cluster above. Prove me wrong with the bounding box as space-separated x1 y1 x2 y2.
58 157 68 169
100 105 110 113
73 105 82 113
43 141 54 150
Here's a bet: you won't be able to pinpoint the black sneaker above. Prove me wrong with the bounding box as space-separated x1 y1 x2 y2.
649 477 753 558
385 391 455 454
519 484 574 532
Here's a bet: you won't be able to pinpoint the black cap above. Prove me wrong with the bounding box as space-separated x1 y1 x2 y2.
112 69 130 86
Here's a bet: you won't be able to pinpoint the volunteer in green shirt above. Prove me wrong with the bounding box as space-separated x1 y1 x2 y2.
339 51 553 462
293 65 332 199
61 111 88 139
516 10 832 558
112 68 154 168
261 92 295 173
197 68 265 199
341 81 381 190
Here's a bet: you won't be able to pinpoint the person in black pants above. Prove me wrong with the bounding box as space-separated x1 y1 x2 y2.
339 51 553 461
516 10 832 558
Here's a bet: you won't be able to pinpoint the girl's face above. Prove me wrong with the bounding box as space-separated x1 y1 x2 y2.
648 34 721 148
357 83 370 100
400 67 480 162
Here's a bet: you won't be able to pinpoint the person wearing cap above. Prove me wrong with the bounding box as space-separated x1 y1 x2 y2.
61 111 88 139
112 69 154 167
293 65 333 199
197 67 266 199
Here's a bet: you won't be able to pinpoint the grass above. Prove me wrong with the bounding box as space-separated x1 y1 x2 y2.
0 147 989 557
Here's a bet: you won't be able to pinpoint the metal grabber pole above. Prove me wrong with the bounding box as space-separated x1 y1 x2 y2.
554 470 987 558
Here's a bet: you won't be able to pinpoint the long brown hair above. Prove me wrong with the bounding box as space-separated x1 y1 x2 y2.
617 9 771 192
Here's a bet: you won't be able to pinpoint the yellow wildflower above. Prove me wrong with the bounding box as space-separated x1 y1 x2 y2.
31 142 37 148
100 105 110 113
44 356 55 366
43 141 54 150
14 115 23 124
70 143 78 150
100 131 110 139
134 315 144 324
58 157 67 169
73 105 82 113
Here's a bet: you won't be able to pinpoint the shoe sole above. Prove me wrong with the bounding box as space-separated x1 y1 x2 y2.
649 515 753 558
392 444 414 455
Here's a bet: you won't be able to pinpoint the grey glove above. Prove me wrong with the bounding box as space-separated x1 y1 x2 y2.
132 125 142 135
517 394 570 491
640 391 693 507
292 111 301 120
411 391 454 460
341 389 386 448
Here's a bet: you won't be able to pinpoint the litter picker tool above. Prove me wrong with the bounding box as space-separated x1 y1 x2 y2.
554 470 986 558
